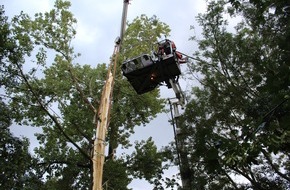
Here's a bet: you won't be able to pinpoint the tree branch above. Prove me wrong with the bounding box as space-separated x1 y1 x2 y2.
57 99 92 144
41 40 96 114
222 169 239 190
67 66 97 114
261 149 290 182
229 166 262 189
15 62 91 161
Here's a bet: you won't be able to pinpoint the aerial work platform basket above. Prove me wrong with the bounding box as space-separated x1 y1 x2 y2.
122 52 181 94
121 39 188 95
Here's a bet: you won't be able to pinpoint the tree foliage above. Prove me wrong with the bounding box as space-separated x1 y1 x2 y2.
0 99 43 189
175 0 290 189
121 14 170 58
128 137 164 181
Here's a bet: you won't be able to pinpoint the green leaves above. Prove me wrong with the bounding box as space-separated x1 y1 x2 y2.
122 14 170 58
0 100 42 189
32 1 76 57
182 0 290 188
103 159 132 190
128 137 164 181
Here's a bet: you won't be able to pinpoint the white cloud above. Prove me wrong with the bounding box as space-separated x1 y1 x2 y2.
75 19 99 44
3 0 52 17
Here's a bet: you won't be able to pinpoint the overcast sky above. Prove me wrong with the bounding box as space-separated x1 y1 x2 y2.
2 0 207 189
